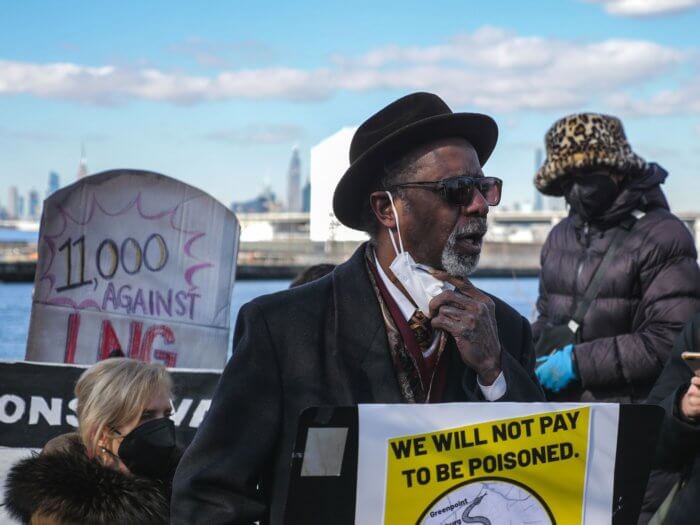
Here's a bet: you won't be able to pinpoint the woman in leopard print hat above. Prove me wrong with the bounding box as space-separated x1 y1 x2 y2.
534 113 647 196
532 113 700 524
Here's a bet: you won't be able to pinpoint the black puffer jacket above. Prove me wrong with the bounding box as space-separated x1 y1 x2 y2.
3 435 169 524
533 164 700 402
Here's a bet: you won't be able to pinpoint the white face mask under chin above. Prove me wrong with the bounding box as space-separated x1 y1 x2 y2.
385 191 453 317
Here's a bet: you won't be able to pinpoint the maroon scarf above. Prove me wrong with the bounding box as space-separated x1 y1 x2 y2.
365 248 449 402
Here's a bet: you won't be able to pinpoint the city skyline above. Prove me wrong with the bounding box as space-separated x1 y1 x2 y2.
2 169 61 220
1 1 699 212
0 142 565 221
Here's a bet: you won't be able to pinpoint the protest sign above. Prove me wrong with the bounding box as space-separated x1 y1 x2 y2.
353 403 621 525
280 405 659 524
385 407 589 524
25 169 239 369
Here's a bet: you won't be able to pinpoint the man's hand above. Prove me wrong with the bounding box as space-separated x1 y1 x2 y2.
680 375 700 421
429 271 501 385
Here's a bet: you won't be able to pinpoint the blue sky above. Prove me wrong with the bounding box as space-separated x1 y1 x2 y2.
1 0 699 211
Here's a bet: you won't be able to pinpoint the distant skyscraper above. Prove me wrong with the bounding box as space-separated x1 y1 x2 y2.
7 186 19 219
286 147 301 212
28 189 40 219
77 144 88 179
301 178 311 213
534 148 544 212
47 171 60 196
18 195 25 219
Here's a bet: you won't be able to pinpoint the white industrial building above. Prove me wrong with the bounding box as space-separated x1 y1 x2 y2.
309 127 368 243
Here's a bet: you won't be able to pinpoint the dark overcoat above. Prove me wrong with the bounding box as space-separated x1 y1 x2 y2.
646 312 700 525
171 243 544 525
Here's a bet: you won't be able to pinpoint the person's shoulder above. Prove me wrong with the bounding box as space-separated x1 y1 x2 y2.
546 215 574 235
243 272 334 319
252 271 333 309
638 208 688 233
5 439 169 524
637 208 696 256
542 215 575 249
42 432 82 455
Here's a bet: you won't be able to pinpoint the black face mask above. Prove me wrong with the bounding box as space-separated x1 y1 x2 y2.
117 417 177 479
564 174 620 221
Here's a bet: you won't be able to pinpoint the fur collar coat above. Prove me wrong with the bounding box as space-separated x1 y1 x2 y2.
3 434 169 524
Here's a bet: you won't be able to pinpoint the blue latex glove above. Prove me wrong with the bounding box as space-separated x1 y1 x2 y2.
535 344 578 392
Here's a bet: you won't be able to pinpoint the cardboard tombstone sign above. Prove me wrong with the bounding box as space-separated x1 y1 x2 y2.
25 170 239 369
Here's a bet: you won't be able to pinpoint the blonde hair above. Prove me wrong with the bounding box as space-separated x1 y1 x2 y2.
75 358 173 457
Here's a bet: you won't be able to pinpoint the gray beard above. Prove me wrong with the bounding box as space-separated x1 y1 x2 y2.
441 218 487 278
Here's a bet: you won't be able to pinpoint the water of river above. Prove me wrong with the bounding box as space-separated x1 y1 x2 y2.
0 277 539 360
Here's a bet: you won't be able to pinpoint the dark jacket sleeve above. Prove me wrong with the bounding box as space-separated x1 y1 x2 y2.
575 217 700 391
499 316 546 402
171 302 282 525
647 315 700 470
653 387 700 471
463 310 544 402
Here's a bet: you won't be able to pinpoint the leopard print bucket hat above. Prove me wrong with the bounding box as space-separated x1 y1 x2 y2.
535 113 648 196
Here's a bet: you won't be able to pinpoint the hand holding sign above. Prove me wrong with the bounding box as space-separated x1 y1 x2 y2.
429 271 502 385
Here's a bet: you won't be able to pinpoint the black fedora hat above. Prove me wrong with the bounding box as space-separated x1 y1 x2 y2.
332 92 498 230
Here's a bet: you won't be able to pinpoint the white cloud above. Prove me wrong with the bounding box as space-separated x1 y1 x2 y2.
0 27 691 113
330 28 685 111
0 60 334 104
585 0 700 17
203 125 303 145
606 78 700 114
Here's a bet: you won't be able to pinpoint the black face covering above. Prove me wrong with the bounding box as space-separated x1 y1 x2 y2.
117 417 176 479
564 173 620 221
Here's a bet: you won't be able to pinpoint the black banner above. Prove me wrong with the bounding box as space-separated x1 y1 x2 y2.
0 360 221 449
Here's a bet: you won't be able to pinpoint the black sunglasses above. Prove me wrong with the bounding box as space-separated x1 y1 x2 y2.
387 175 502 207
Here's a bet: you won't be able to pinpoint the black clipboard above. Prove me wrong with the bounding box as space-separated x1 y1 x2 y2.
284 404 663 525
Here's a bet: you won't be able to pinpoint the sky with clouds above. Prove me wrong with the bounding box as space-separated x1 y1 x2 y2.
1 0 699 211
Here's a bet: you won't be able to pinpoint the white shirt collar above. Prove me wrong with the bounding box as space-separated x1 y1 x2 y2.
374 252 417 322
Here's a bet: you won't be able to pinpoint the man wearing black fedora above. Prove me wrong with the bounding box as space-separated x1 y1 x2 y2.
171 92 544 524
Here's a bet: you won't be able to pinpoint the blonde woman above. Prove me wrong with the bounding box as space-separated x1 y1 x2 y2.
4 358 177 524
